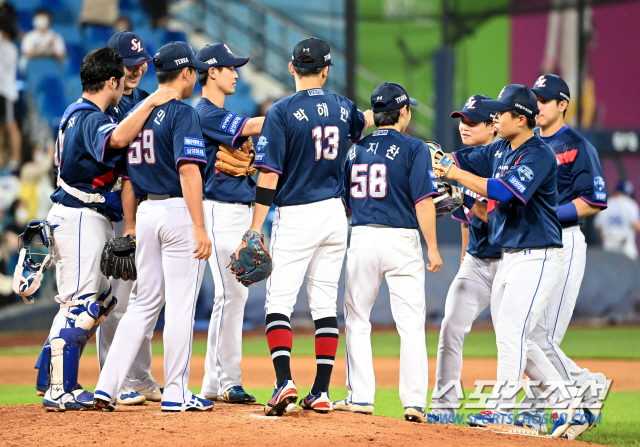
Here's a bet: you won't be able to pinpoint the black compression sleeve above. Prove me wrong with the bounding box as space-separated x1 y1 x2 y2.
255 186 276 207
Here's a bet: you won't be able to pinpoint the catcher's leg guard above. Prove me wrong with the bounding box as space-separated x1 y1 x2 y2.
35 339 51 395
43 337 94 411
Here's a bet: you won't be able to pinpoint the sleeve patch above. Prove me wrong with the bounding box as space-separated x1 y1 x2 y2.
307 89 324 96
431 180 439 189
185 147 205 157
594 176 605 191
595 192 607 201
517 165 535 182
256 136 268 151
227 115 244 135
184 137 204 147
220 112 236 131
508 175 527 194
429 170 436 178
254 153 265 163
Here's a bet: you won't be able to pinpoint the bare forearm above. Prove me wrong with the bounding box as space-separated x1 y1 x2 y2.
416 198 438 251
446 166 489 198
461 223 469 263
574 197 602 218
249 170 279 232
179 163 206 229
121 179 138 234
240 117 265 137
471 200 488 223
108 101 155 149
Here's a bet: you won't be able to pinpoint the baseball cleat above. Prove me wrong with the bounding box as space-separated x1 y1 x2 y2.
36 386 47 397
299 391 332 413
43 386 95 411
264 380 298 416
220 386 256 403
468 410 502 427
117 386 146 405
332 398 374 415
404 406 426 423
137 382 163 402
561 408 600 440
161 394 214 412
549 396 582 438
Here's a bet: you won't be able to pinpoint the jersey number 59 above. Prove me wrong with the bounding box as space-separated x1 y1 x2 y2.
128 129 156 165
351 163 387 199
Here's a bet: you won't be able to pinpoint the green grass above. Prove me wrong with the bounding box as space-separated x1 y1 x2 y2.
3 384 636 447
1 326 639 359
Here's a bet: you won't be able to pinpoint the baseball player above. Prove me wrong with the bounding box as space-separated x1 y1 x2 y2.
94 42 213 412
193 42 264 403
239 37 372 416
594 180 639 259
95 30 162 406
332 82 441 421
516 74 608 438
430 95 500 421
434 84 578 436
41 47 178 411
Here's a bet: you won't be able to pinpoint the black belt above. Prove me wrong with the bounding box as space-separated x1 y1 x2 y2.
139 194 179 203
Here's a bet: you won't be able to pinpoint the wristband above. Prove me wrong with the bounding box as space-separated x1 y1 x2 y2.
255 186 276 207
557 202 578 222
463 194 476 210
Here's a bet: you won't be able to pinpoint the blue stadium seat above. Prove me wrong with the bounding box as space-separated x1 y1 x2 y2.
65 43 85 75
25 58 64 94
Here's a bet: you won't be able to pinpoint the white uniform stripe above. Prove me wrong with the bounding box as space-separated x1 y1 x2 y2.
315 328 339 335
316 359 335 365
266 320 291 330
271 351 291 359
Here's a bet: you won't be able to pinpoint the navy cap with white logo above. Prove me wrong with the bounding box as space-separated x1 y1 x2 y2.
532 74 571 103
195 43 249 72
482 84 539 119
153 41 210 72
371 82 418 112
107 31 151 66
291 37 333 68
451 95 496 122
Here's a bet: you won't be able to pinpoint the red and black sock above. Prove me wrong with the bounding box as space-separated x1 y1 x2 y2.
265 313 292 388
310 316 339 395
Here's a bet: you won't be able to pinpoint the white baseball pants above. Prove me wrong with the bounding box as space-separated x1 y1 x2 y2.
265 198 347 320
489 247 564 413
432 254 500 414
201 200 252 397
96 197 205 406
343 225 428 408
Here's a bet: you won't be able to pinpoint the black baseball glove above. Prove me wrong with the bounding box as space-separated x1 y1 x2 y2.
101 235 137 281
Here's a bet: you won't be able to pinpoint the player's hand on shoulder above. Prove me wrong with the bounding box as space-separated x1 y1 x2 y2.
426 248 443 274
147 86 181 108
193 225 212 260
362 109 374 129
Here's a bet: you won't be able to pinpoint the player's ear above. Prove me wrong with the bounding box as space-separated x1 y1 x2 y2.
208 66 216 81
321 66 329 79
288 62 296 76
559 100 569 113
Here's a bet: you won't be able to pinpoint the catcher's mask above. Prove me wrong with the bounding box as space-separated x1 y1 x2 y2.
13 220 56 303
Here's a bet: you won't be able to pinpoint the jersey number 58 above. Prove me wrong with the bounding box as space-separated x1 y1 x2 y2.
128 129 156 165
351 164 387 199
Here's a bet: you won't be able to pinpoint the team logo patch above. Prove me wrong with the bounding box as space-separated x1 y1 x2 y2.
256 136 268 151
185 147 205 157
429 170 436 178
308 89 324 96
508 175 527 194
517 165 534 182
184 137 204 147
372 130 388 136
595 192 607 201
594 176 605 191
431 181 438 189
220 112 236 131
254 153 265 162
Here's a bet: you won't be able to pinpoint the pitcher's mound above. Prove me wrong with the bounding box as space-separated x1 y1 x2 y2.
0 402 601 446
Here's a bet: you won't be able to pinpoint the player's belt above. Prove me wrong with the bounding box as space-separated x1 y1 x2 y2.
139 194 180 203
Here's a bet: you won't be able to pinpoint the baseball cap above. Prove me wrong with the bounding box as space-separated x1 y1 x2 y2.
195 43 249 72
482 84 539 119
291 37 333 68
451 95 496 122
371 82 418 112
616 180 633 196
107 31 152 66
152 41 210 72
532 74 570 102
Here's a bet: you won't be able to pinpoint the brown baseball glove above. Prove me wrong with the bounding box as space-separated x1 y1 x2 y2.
215 138 257 177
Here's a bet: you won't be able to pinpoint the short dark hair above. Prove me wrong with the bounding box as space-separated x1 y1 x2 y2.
554 98 568 118
373 104 409 127
80 48 125 94
509 110 536 129
292 56 324 77
484 120 498 137
197 66 223 87
34 9 52 18
156 66 193 84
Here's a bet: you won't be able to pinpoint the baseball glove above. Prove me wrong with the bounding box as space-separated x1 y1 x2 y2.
215 138 257 177
425 140 444 166
100 235 137 281
433 180 464 218
228 230 272 287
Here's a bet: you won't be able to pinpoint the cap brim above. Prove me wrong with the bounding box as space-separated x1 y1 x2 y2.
450 110 489 122
191 60 212 71
481 99 511 112
531 87 557 100
123 54 152 66
229 57 249 67
409 98 418 106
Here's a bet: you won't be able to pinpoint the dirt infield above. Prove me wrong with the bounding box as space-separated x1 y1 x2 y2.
0 402 606 447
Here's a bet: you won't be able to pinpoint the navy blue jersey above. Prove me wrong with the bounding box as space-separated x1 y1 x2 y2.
123 100 206 198
344 129 438 229
537 125 608 227
451 187 503 259
51 98 127 218
107 87 150 122
452 135 562 249
253 88 365 206
194 97 255 203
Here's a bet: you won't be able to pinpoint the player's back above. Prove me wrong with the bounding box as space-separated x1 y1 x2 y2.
254 88 364 206
107 87 150 122
125 99 206 198
345 129 436 229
